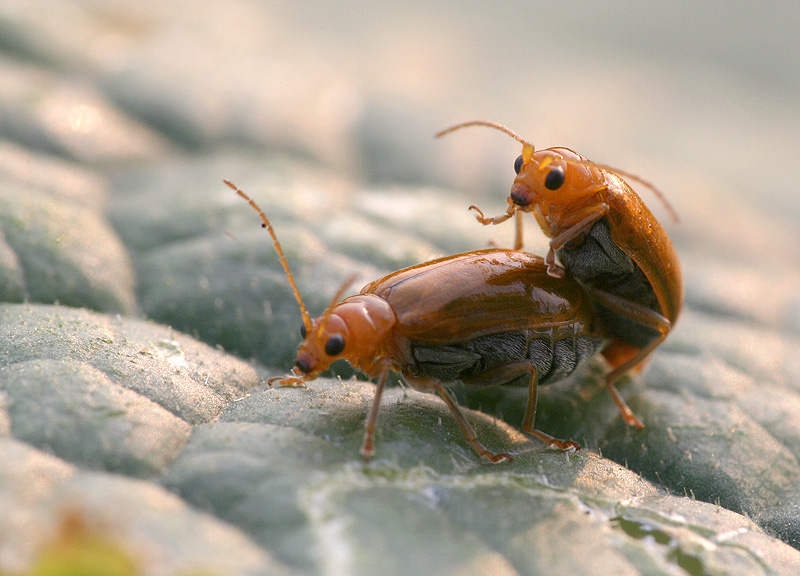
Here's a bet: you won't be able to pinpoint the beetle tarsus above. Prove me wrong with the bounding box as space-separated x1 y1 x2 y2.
523 427 581 452
360 441 375 462
468 204 488 223
484 451 513 464
469 204 513 227
267 375 308 388
605 382 645 429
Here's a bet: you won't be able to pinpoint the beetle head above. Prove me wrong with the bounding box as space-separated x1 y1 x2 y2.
511 147 601 216
435 121 679 224
436 121 597 216
294 295 396 378
293 312 349 378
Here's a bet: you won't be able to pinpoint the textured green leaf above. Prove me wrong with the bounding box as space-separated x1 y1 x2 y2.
0 304 260 465
161 380 800 576
0 180 135 314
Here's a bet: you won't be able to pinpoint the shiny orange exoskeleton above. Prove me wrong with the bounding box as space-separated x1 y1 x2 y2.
225 180 610 463
437 121 683 428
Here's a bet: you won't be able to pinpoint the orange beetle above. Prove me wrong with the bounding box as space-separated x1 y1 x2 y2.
225 180 609 463
437 121 683 428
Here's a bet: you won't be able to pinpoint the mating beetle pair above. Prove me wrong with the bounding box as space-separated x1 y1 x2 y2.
225 120 682 463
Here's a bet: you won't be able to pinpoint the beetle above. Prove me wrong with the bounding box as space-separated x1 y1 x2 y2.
436 120 683 428
224 179 608 463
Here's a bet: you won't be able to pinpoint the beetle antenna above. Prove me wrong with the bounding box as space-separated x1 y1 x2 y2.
436 120 536 152
224 179 313 332
566 159 679 223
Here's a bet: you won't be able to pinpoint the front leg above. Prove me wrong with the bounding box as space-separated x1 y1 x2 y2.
360 365 391 461
268 372 308 388
546 203 609 278
469 203 524 250
469 204 514 225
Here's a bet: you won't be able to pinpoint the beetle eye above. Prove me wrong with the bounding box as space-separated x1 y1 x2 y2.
513 155 524 174
300 324 307 339
324 334 345 356
544 166 565 190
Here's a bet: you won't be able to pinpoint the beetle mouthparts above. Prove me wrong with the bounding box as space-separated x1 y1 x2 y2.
510 183 533 207
295 356 313 374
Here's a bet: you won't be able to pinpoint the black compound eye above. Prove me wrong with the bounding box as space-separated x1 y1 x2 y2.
513 154 524 174
324 334 345 356
300 324 307 339
544 166 565 190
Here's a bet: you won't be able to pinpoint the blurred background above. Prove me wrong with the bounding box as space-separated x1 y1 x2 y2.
2 0 798 245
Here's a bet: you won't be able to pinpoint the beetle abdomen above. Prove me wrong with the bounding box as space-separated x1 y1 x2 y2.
410 329 603 387
556 218 661 348
539 336 604 385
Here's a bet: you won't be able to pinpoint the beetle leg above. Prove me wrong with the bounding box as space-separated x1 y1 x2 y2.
513 210 524 250
544 249 566 278
462 362 580 452
360 365 390 461
588 284 671 378
469 205 524 250
520 371 580 452
267 374 308 388
359 365 389 462
469 204 515 227
429 382 512 464
603 377 645 430
545 203 610 277
549 204 610 251
586 286 672 430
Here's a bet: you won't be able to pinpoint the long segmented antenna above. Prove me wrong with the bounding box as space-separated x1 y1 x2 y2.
224 179 312 332
436 120 537 163
436 120 534 149
568 159 679 223
436 120 679 223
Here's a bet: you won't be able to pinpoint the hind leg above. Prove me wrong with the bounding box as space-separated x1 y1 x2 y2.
590 288 671 430
461 361 579 451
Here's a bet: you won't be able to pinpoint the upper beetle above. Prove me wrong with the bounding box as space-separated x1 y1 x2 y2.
437 121 683 428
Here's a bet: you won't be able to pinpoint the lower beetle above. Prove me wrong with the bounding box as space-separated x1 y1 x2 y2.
225 180 610 463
